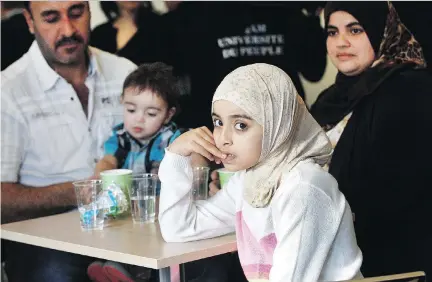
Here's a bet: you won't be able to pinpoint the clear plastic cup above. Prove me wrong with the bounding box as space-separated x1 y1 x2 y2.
129 174 158 224
192 167 210 201
73 179 105 231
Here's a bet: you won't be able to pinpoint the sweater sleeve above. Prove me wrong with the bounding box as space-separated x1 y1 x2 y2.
270 181 351 282
158 149 237 242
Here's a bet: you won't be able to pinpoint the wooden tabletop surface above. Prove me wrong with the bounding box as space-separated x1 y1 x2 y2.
1 210 237 269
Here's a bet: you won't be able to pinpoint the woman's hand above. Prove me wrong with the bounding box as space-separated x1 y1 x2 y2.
168 127 226 162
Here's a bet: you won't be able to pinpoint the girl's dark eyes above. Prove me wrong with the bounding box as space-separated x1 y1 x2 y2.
235 123 247 131
213 119 223 127
127 109 135 113
213 119 247 131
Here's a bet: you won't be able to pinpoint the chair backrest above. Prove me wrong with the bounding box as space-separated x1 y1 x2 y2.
347 271 426 282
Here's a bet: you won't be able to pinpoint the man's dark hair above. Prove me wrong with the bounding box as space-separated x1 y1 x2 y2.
122 62 180 110
3 1 25 10
22 1 91 15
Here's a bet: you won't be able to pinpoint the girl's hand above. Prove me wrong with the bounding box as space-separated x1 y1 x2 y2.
168 127 227 161
209 169 221 197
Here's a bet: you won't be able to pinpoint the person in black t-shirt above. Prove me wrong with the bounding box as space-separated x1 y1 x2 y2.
159 2 327 129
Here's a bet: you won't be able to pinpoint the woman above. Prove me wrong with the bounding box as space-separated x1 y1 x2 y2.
91 1 165 65
310 1 432 277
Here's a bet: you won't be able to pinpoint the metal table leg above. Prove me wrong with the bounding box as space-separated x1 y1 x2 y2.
159 267 171 282
179 264 186 282
159 264 187 282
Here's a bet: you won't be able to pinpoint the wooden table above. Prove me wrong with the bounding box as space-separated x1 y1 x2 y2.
1 210 237 282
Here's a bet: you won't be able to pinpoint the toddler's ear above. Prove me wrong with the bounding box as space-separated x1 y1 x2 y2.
165 107 176 124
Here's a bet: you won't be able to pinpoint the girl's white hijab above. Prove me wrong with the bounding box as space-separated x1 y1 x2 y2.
212 63 332 208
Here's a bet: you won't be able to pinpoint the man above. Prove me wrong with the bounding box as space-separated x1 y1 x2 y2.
1 1 136 281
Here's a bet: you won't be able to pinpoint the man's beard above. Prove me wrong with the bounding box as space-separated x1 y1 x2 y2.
34 28 89 67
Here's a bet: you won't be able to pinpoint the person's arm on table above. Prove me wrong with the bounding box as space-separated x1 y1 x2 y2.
158 127 236 242
1 104 77 223
1 182 77 224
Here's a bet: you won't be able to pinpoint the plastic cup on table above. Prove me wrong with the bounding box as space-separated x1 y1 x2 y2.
73 179 105 231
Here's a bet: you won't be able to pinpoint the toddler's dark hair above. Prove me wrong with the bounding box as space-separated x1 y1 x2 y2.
122 62 180 109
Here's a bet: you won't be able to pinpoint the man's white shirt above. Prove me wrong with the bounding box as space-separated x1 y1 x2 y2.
1 41 137 186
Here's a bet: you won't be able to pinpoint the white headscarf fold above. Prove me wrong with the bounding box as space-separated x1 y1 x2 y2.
212 63 332 208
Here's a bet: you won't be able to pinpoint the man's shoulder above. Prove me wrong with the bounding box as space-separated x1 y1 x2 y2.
1 52 32 92
90 46 137 78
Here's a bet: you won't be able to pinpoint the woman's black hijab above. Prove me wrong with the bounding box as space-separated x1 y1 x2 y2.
311 1 426 130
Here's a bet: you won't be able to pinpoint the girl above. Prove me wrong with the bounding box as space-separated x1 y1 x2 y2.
158 63 363 281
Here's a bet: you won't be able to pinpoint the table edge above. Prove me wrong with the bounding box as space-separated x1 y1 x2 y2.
1 229 159 268
1 229 238 269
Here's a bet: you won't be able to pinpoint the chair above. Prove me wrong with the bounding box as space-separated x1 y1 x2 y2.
348 271 426 282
